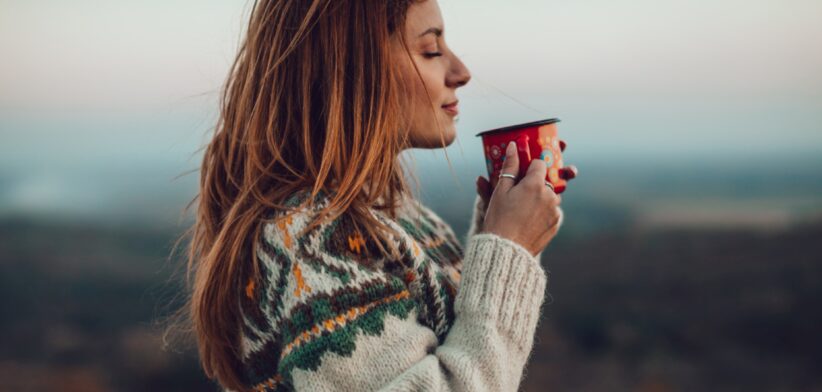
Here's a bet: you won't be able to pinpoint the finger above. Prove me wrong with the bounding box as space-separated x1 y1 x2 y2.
558 165 578 180
523 155 548 187
559 140 567 152
548 205 564 233
496 142 520 193
476 176 492 205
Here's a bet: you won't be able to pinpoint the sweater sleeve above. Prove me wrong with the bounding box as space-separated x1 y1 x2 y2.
238 213 549 392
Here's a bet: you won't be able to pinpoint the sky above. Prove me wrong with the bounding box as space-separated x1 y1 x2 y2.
0 0 819 161
1 0 820 109
1 0 821 222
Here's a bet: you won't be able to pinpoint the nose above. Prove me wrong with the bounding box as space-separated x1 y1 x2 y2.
446 54 471 89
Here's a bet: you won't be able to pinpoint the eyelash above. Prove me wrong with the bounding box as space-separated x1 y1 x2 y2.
423 52 443 58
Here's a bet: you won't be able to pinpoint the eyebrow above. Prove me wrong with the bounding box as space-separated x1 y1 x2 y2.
418 27 443 38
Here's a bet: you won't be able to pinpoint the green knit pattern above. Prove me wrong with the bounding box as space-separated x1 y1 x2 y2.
237 190 465 391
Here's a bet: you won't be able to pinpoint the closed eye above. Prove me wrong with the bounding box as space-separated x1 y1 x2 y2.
423 52 443 58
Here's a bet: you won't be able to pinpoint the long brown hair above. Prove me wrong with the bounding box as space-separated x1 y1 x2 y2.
167 1 448 390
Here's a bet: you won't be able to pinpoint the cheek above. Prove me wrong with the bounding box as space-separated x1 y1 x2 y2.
406 63 443 104
419 70 444 106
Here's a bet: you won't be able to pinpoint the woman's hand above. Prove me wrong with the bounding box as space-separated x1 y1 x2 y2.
475 140 577 231
478 141 576 256
477 140 577 205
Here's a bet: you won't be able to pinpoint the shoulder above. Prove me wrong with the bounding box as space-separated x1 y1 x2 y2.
395 198 464 260
261 189 418 267
249 188 422 315
415 202 460 240
239 191 420 389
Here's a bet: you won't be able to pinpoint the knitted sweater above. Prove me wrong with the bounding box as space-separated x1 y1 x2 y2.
236 189 553 391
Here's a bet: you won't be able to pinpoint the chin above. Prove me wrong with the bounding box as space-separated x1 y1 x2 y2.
435 121 457 146
406 119 458 149
422 128 457 149
442 127 457 146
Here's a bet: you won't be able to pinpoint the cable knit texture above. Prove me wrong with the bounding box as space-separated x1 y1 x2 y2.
235 190 553 391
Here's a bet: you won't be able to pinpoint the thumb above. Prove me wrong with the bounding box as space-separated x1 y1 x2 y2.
497 142 519 193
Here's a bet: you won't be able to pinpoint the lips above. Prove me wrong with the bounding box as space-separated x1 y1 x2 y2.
442 100 459 115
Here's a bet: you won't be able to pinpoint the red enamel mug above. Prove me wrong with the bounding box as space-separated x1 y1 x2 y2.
476 118 567 193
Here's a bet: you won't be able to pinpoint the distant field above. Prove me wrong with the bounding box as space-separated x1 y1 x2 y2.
1 212 819 391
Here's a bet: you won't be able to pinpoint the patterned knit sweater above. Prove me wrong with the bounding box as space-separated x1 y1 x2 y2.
236 189 552 391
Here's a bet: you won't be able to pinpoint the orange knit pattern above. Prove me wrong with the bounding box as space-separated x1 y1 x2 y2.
292 262 312 298
275 215 294 249
252 375 283 392
348 232 366 254
279 290 411 359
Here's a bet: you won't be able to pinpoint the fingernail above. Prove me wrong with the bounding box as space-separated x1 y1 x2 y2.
506 143 515 156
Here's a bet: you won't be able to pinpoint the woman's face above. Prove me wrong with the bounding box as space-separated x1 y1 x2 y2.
396 0 472 149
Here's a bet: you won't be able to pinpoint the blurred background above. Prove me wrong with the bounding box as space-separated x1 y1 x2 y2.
1 0 821 391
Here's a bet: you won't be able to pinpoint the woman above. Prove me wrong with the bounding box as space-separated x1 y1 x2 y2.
182 1 578 391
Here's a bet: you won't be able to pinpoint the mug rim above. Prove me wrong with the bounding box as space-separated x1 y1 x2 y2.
475 118 561 137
